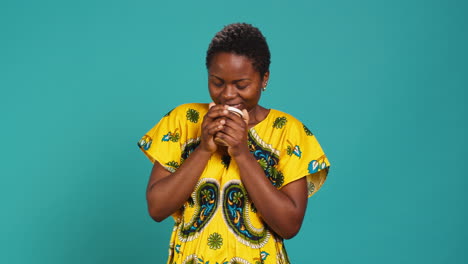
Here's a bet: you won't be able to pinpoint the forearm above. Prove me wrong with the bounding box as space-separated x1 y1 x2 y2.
146 147 212 221
234 151 307 239
146 104 231 221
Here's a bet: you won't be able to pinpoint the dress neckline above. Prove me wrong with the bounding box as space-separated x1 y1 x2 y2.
249 108 273 131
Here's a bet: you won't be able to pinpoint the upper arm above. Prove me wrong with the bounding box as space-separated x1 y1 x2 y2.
280 176 308 216
146 161 172 194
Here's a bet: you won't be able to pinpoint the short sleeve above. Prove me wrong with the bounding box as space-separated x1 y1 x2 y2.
277 121 330 197
137 107 183 173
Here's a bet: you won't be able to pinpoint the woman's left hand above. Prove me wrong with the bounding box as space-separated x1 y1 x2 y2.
213 106 250 157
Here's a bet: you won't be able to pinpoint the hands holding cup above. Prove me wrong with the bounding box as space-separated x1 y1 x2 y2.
199 103 250 156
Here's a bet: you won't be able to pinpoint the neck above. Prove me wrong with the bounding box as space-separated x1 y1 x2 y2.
248 105 268 128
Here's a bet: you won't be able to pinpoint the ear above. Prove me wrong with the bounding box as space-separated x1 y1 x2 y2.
262 71 270 87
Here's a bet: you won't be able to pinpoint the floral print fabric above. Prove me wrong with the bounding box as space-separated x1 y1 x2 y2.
138 103 330 264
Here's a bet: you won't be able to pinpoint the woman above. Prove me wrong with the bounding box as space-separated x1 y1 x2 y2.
138 23 330 264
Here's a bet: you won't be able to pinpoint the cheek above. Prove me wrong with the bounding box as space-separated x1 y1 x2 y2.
208 84 216 95
208 86 220 102
244 88 261 100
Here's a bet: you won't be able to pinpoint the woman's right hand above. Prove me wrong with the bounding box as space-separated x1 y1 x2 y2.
199 103 229 153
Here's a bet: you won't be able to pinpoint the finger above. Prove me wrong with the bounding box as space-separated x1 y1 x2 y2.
219 126 247 142
203 115 226 130
206 122 225 136
222 110 246 124
214 131 239 147
204 105 229 120
222 114 247 130
214 136 228 146
204 117 225 133
221 122 244 135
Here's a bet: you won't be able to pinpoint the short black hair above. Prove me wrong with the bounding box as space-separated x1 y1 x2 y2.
206 23 271 78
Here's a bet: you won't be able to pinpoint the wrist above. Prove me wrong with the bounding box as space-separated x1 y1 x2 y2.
196 144 215 157
229 144 252 160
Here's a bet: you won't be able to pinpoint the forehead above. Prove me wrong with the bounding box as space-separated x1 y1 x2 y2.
208 52 257 78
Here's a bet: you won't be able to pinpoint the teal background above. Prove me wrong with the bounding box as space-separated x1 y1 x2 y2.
1 0 467 263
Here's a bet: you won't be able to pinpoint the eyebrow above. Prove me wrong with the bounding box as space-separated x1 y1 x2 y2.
209 75 251 82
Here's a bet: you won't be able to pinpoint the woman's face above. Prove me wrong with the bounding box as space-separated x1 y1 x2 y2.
208 52 269 113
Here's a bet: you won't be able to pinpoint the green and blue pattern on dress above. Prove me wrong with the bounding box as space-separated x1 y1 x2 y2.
178 179 219 242
222 180 269 248
248 130 284 188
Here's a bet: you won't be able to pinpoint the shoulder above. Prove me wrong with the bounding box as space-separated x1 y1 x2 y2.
266 108 317 138
268 109 306 131
164 103 209 121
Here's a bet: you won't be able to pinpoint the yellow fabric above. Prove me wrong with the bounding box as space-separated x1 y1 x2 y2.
138 103 330 264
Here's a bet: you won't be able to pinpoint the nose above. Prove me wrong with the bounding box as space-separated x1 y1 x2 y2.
222 84 237 100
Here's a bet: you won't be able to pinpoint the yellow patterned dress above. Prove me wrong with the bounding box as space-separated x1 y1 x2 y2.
138 103 330 264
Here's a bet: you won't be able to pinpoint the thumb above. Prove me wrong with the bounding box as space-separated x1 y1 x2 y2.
241 109 249 125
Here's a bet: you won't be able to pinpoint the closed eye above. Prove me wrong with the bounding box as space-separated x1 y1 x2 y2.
236 84 248 89
210 79 224 87
209 75 224 87
235 80 250 89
